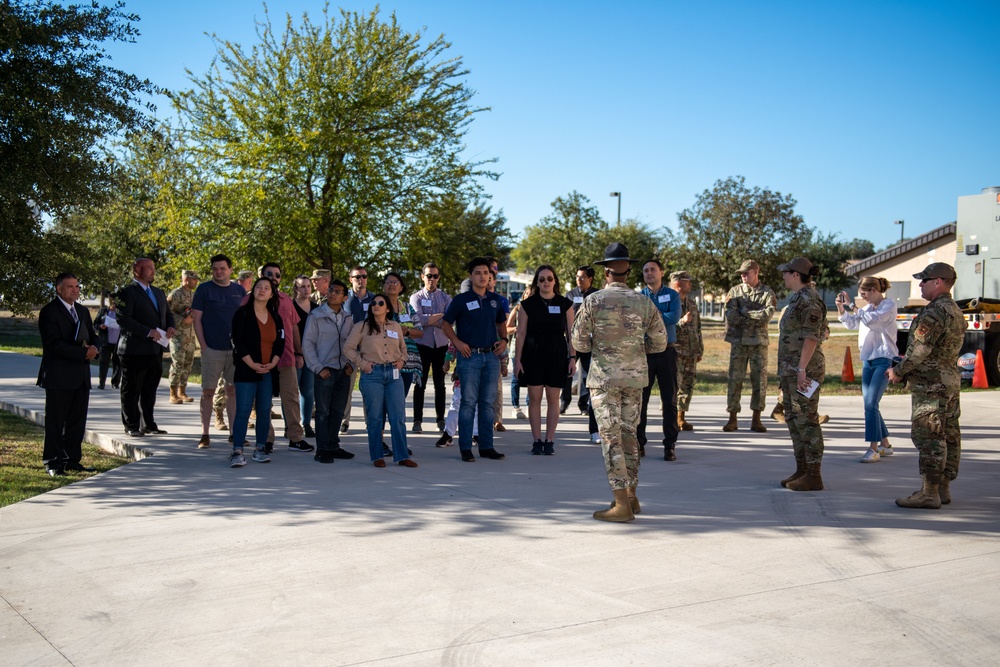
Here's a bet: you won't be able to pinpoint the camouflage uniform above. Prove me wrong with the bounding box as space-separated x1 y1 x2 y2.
894 294 965 480
167 282 196 389
725 282 776 412
675 294 703 411
777 285 827 465
571 282 667 490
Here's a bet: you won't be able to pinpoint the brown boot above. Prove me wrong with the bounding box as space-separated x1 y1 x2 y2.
895 474 941 509
818 414 830 424
786 462 824 491
722 412 738 432
771 403 786 423
169 386 183 404
939 477 951 505
179 385 194 403
780 455 805 488
594 488 635 522
214 407 228 431
750 410 767 433
678 410 694 432
610 485 641 514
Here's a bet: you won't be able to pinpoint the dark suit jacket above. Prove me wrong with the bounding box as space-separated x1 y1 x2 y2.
116 282 175 356
37 298 99 391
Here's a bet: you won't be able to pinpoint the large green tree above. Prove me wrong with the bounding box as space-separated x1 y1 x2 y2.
172 4 496 278
0 0 156 312
804 231 876 295
668 176 808 295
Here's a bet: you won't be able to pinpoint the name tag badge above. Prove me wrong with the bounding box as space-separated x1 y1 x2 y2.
573 296 583 304
658 294 671 303
548 305 561 314
421 299 432 308
387 330 399 339
466 300 480 311
393 368 400 380
362 303 369 311
399 313 411 323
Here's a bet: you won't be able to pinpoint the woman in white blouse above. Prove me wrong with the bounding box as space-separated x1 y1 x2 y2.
836 276 898 463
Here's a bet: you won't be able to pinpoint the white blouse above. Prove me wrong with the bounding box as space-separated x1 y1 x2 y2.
838 298 899 362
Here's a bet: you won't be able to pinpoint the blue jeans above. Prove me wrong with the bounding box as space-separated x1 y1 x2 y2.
297 366 315 432
314 368 352 453
456 352 499 451
359 364 409 462
862 357 891 443
510 372 521 408
233 375 272 450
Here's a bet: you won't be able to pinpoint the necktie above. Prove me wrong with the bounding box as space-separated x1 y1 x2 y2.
146 285 157 309
70 306 78 323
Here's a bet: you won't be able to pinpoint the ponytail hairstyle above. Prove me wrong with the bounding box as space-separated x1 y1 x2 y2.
858 275 891 294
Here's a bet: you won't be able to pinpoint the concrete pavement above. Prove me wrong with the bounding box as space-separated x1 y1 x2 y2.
2 349 999 666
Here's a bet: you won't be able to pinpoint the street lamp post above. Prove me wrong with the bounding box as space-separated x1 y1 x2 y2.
609 191 621 227
894 219 905 243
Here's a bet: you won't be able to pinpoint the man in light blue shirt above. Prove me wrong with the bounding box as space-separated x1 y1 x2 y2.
638 259 682 460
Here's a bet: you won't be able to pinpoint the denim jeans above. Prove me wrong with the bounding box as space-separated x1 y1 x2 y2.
297 365 315 432
359 363 409 462
233 375 272 450
862 357 891 443
456 351 499 451
510 372 521 408
314 368 352 453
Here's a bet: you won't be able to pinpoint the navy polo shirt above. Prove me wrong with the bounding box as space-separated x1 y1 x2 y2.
443 289 505 348
191 280 247 350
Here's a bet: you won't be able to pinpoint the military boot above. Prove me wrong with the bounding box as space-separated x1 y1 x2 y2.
722 412 739 432
169 386 183 404
750 410 767 432
179 385 194 403
214 407 228 431
895 474 941 509
770 402 786 423
609 485 641 514
785 462 824 491
678 411 694 432
780 454 806 488
594 489 635 522
939 477 951 505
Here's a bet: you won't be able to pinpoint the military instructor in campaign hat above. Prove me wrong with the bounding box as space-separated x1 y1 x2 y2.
571 242 667 522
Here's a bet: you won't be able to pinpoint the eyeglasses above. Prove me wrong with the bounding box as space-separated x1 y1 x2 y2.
351 274 368 280
424 274 439 279
537 276 555 283
372 300 387 307
920 278 938 284
384 280 400 286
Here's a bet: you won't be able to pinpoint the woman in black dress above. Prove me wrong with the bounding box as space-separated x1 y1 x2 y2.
513 265 576 455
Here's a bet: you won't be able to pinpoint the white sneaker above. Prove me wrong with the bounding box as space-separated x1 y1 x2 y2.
514 408 526 420
590 433 602 444
878 444 894 456
229 451 246 467
860 449 880 463
252 449 271 463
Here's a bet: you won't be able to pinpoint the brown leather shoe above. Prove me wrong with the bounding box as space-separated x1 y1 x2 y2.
197 434 210 449
494 422 506 432
398 459 419 468
373 459 386 468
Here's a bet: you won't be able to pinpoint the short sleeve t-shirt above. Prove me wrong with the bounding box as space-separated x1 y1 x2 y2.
191 280 247 350
443 290 506 348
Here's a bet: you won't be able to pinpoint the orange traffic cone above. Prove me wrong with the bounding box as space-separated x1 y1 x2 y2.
972 349 989 389
840 346 855 383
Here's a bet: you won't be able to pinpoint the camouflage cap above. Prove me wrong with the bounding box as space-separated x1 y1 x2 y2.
237 270 254 281
310 269 332 280
182 270 200 280
669 270 693 282
777 257 814 274
737 260 759 273
912 262 956 281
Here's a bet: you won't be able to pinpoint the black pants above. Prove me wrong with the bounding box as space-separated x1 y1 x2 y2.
561 351 592 409
413 344 448 423
639 347 679 450
99 345 121 388
314 368 352 452
43 387 90 468
120 353 163 431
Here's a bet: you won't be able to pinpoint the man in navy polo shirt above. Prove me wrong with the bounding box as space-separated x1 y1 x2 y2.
443 257 509 462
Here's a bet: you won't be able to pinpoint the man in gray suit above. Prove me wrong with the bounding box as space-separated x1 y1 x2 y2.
117 258 176 436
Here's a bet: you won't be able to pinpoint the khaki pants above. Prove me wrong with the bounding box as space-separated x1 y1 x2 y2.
268 365 304 442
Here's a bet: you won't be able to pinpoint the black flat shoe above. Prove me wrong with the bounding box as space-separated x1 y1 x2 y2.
531 440 543 455
125 429 145 437
65 462 96 472
478 448 505 460
330 448 355 459
461 450 476 462
141 428 168 435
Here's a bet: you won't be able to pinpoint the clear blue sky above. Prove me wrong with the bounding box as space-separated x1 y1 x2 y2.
108 0 1000 250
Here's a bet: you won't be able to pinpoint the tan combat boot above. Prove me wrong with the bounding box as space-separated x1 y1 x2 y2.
169 386 183 404
179 385 194 403
594 489 635 522
938 477 951 505
780 454 806 488
771 403 786 423
786 462 824 491
750 410 767 432
214 406 228 431
678 411 694 432
895 474 941 509
722 412 738 432
818 414 830 424
609 485 641 514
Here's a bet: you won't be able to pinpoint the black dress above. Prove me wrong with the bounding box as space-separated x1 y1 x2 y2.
517 293 573 388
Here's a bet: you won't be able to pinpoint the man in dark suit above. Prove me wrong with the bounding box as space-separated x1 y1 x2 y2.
37 273 101 476
117 258 176 436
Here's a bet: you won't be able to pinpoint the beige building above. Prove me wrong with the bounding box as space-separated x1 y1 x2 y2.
845 223 956 306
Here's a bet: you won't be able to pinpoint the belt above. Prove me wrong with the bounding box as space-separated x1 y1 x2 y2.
470 347 494 354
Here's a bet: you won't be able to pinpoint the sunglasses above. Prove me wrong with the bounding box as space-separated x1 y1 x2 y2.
351 274 368 280
372 300 387 307
384 280 401 286
425 274 439 279
265 271 281 279
537 276 555 282
920 278 939 284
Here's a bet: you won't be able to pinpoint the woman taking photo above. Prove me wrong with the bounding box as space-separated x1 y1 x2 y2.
292 274 316 437
776 257 827 491
837 276 898 463
344 294 417 468
513 266 576 455
383 272 424 396
229 277 285 467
